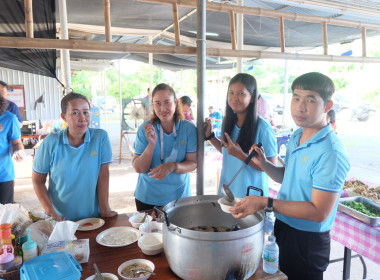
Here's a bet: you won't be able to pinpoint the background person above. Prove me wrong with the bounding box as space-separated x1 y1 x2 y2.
257 93 276 131
0 81 23 126
204 73 277 198
327 109 337 133
132 83 197 211
231 72 350 280
32 92 117 221
179 95 194 122
208 106 222 137
0 94 25 204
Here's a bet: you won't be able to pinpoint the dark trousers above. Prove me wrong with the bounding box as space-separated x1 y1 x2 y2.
0 180 14 204
135 198 162 211
274 219 330 280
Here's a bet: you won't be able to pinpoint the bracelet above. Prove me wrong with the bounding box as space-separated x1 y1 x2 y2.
205 132 215 141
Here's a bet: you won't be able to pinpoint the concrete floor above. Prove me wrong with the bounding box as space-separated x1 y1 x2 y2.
12 120 379 280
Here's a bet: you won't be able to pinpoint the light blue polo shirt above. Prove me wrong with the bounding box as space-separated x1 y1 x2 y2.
0 111 21 183
134 120 197 206
276 124 350 232
218 117 277 198
33 128 112 220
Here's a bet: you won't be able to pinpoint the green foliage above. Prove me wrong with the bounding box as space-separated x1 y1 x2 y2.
71 70 97 98
71 57 379 109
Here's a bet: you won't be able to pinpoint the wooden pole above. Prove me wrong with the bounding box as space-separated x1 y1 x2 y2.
104 0 112 42
24 0 34 38
361 27 367 57
322 22 328 55
172 3 181 46
279 16 285 53
229 11 236 50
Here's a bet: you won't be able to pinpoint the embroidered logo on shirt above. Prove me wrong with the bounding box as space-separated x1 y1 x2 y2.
302 156 308 163
92 151 97 156
0 123 3 132
180 140 185 146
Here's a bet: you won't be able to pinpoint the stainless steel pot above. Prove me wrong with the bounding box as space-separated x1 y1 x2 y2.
155 187 265 280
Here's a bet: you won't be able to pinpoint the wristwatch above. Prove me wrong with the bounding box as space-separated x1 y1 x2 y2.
265 197 274 212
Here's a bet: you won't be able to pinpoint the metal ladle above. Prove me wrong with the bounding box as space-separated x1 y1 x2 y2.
222 143 262 203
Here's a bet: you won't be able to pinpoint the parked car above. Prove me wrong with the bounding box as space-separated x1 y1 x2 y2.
351 103 376 122
95 96 117 112
333 94 376 122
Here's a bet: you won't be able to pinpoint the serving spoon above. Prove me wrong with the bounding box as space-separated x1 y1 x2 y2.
222 143 262 203
132 268 156 277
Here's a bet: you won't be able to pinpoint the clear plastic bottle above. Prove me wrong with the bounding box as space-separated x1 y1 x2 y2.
264 211 275 235
22 228 38 262
263 235 279 274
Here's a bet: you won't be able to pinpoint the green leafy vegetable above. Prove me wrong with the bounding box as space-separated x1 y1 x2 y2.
342 201 380 217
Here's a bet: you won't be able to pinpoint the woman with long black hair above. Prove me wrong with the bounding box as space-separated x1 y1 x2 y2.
205 73 277 198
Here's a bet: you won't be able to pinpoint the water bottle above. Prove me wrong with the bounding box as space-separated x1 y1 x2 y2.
264 211 275 235
263 235 279 274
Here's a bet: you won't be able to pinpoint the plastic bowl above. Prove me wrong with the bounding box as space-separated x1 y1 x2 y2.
118 259 155 280
138 233 163 255
218 197 241 214
129 213 153 228
85 272 118 280
139 221 163 234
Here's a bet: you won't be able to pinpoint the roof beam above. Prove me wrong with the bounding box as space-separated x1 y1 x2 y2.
265 0 380 19
229 11 236 50
279 16 285 52
24 0 33 38
361 27 367 57
172 3 181 46
322 22 328 55
103 0 112 42
137 0 380 30
1 36 380 63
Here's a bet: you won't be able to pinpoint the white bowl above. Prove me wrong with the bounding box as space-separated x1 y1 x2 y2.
137 232 163 255
85 272 118 280
139 221 163 234
218 197 241 214
129 213 153 228
118 259 155 280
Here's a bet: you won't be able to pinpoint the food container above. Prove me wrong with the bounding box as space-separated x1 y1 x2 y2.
118 259 155 280
338 196 380 226
218 197 241 214
85 272 118 280
138 232 163 255
129 213 153 228
155 187 265 280
139 221 163 234
0 245 14 272
0 223 12 247
20 252 82 280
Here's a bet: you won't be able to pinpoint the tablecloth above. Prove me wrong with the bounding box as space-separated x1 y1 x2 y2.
330 211 380 264
269 187 380 264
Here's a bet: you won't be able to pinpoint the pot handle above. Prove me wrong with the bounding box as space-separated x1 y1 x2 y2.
154 206 170 226
246 186 263 197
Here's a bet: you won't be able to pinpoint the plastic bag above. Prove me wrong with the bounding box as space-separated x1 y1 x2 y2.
26 220 55 251
0 203 32 237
